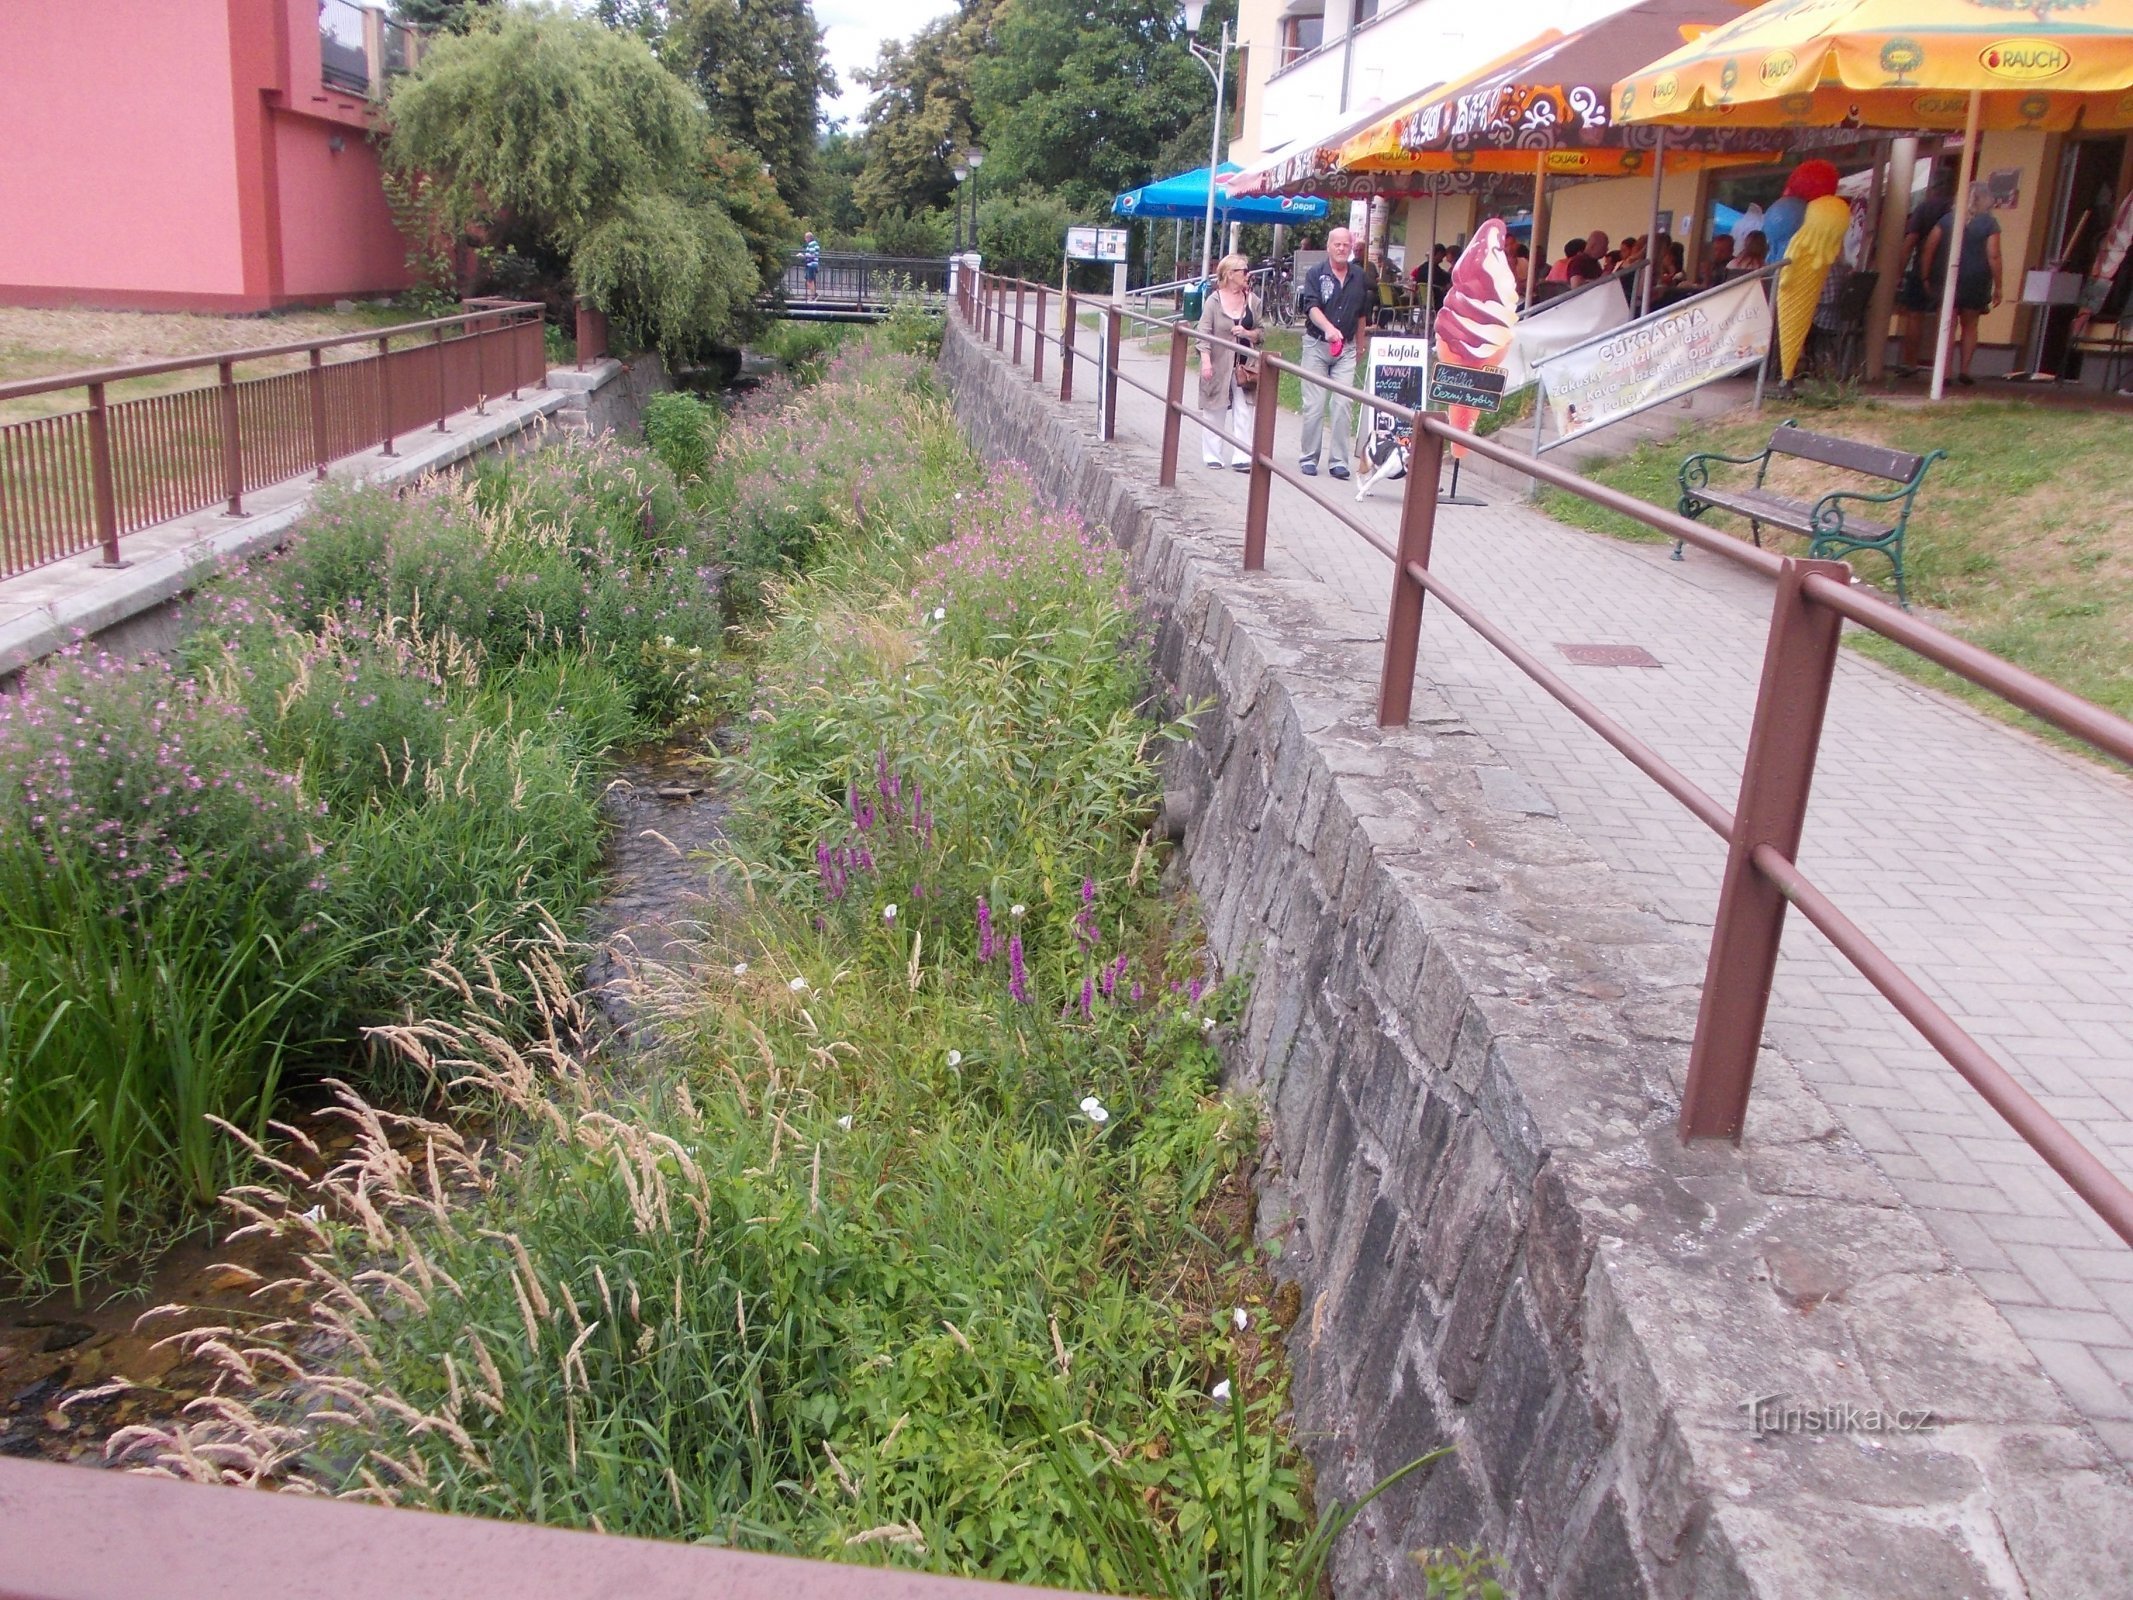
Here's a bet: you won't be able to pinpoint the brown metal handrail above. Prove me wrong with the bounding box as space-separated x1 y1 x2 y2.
0 1455 1097 1600
0 301 550 579
0 301 546 404
957 267 2133 1250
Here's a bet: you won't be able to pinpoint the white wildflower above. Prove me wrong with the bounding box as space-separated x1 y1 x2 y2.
1079 1096 1103 1115
1232 1307 1249 1331
299 1204 326 1223
1210 1379 1232 1403
947 1050 963 1068
789 976 810 993
883 903 899 923
733 962 749 976
1202 1016 1217 1032
837 1115 854 1131
1009 903 1027 919
932 607 946 621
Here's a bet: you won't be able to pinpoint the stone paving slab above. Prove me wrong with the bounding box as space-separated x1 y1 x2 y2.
1052 316 2133 1465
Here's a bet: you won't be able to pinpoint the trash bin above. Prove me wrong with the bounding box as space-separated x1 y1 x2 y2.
1181 277 1209 324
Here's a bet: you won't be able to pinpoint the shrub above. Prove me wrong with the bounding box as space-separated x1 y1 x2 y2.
642 390 721 485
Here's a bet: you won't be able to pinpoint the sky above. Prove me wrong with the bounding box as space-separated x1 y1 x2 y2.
815 0 959 129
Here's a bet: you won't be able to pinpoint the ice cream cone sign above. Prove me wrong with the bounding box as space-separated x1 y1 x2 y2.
1433 218 1521 457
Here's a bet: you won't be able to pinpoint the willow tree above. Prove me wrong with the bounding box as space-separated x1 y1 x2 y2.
384 6 767 356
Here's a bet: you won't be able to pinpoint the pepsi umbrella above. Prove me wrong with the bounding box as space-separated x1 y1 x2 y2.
1112 164 1329 223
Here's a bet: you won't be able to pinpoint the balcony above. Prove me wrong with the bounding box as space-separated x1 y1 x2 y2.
319 1 420 100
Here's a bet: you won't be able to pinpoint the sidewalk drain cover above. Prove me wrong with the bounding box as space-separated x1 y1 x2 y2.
1557 644 1662 668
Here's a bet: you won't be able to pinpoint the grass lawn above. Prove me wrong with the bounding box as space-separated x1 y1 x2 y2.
1542 396 2133 745
0 303 423 422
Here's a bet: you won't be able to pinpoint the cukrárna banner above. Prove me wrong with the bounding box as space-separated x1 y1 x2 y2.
1537 277 1770 446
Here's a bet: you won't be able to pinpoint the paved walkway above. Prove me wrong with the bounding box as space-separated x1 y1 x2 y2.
1051 317 2133 1463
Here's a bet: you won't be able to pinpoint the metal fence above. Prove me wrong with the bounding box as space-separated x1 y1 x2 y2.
778 253 951 307
0 302 547 579
958 268 2133 1249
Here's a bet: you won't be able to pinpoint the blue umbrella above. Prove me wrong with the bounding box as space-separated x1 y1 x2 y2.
1112 164 1329 224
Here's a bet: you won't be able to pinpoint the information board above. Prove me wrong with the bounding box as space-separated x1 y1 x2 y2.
1365 335 1431 416
1428 362 1508 413
1537 275 1769 444
1065 226 1131 264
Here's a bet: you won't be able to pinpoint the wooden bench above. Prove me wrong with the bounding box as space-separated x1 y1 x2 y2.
1675 419 1944 608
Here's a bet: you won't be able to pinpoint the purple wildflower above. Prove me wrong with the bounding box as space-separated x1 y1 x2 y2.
1080 978 1094 1019
977 897 996 962
1008 934 1030 1004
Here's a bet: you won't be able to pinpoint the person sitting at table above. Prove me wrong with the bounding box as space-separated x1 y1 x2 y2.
1568 252 1604 285
1703 234 1735 286
1729 231 1769 277
1546 236 1590 283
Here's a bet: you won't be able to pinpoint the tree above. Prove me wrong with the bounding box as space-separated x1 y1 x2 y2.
591 0 669 45
853 3 997 223
970 0 1232 212
811 129 868 244
393 0 498 31
665 0 836 212
384 8 769 357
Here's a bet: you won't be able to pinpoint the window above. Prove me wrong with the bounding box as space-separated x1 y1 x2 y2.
319 0 371 96
1280 13 1325 68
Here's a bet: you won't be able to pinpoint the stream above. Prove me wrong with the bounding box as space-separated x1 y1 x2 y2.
0 740 730 1465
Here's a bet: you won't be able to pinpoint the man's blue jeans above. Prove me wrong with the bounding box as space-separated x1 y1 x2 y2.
1299 336 1356 469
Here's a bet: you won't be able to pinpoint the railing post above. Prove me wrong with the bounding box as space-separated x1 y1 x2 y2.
995 282 1006 352
1013 283 1025 366
1377 422 1444 726
1032 286 1047 385
434 325 449 432
86 381 125 568
309 347 330 480
1101 304 1121 443
1060 290 1076 403
218 359 244 515
473 314 488 414
377 335 397 456
1679 556 1853 1140
509 311 525 401
1242 364 1278 571
1158 322 1188 487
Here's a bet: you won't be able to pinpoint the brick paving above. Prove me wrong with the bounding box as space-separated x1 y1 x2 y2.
1047 317 2133 1463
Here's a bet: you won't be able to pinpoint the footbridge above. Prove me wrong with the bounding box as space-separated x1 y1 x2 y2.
759 252 952 323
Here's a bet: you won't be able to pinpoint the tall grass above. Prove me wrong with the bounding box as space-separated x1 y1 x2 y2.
118 330 1409 1595
0 432 728 1290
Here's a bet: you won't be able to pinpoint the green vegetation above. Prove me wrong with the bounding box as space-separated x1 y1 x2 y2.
97 327 1421 1596
1541 398 2133 735
385 7 794 357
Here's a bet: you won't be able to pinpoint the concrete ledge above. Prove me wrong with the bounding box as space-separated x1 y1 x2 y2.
937 319 2133 1599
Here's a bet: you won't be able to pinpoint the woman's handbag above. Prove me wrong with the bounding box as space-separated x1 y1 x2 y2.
1233 304 1261 392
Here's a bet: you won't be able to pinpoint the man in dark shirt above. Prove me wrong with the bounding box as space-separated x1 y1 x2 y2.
1298 226 1372 477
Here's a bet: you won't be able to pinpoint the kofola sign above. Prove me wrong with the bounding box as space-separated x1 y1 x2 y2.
1539 275 1770 441
1429 361 1508 413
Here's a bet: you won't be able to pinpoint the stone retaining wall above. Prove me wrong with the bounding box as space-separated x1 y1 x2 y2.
937 318 2133 1599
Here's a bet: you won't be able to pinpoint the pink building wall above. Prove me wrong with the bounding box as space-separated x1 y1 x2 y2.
0 0 412 312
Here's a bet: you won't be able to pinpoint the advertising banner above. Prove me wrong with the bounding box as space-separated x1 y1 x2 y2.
1538 276 1770 444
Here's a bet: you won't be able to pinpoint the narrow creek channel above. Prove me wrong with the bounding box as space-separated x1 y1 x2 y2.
0 737 730 1466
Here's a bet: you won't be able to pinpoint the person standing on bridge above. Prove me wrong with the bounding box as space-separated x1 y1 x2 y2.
1298 226 1370 479
804 231 821 301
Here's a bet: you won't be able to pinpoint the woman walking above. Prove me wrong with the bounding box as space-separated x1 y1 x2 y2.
1198 253 1263 470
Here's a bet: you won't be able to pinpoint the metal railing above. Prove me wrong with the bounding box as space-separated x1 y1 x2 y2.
777 253 951 307
0 301 548 579
956 267 2133 1249
0 1455 1095 1600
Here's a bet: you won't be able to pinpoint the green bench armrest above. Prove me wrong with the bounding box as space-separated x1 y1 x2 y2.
1678 445 1770 500
1806 448 1946 543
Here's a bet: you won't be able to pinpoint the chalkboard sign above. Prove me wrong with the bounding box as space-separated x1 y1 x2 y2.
1366 336 1430 415
1429 362 1508 413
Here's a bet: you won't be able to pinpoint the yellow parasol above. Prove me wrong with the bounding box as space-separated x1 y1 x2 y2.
1617 0 2133 395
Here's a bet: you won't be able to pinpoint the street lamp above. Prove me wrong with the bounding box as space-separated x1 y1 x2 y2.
952 159 970 253
964 143 985 256
1181 1 1229 281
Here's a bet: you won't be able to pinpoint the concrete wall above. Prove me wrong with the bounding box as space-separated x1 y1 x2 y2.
936 316 2133 1599
0 0 410 312
0 0 249 303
